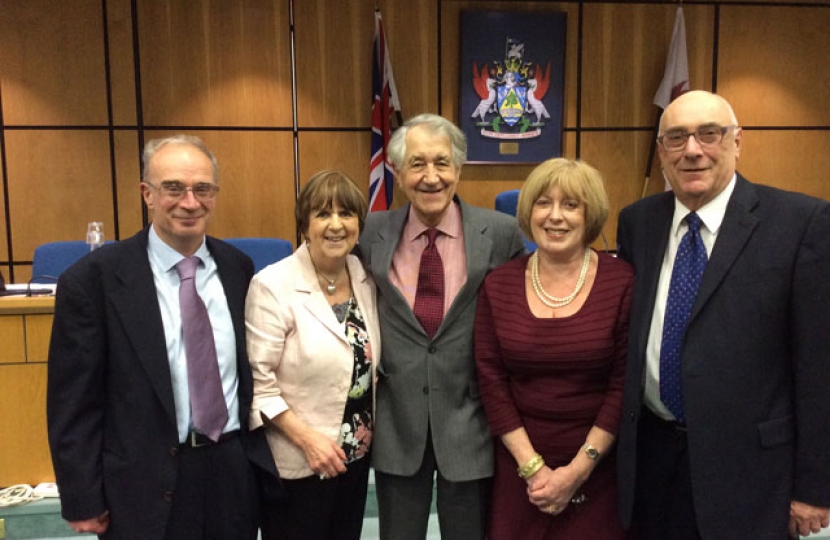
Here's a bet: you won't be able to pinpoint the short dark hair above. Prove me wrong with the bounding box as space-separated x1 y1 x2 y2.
295 170 368 238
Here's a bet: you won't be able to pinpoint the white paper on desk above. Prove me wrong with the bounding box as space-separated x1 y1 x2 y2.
5 283 57 294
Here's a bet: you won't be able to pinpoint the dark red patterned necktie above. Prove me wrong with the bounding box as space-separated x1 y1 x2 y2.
413 228 445 339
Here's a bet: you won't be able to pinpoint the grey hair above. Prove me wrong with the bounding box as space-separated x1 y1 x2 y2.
141 135 219 184
387 113 467 171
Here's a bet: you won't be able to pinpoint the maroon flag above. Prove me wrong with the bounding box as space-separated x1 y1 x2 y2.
654 7 690 109
369 9 401 212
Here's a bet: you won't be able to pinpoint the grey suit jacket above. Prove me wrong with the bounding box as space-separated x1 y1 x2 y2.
616 175 830 539
47 228 278 540
360 198 526 481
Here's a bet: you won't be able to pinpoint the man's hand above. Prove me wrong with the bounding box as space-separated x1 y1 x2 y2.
68 511 110 534
789 501 830 538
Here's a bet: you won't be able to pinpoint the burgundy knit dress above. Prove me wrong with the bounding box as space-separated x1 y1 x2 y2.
475 252 634 540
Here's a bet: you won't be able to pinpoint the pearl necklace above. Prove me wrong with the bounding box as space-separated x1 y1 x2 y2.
531 248 591 308
309 254 347 296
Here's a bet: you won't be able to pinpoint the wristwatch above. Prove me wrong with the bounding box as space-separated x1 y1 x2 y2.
582 443 600 460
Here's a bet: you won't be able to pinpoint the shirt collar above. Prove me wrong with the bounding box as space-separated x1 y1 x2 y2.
403 200 463 244
148 225 209 272
671 174 736 237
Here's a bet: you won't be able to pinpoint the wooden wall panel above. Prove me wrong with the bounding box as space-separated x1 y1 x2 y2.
0 364 53 487
382 0 439 119
114 131 146 239
5 131 115 261
295 0 375 127
298 131 372 193
295 0 437 128
580 130 663 245
15 267 33 285
717 5 830 126
138 0 292 127
141 130 297 242
581 4 714 128
738 130 830 202
0 0 108 126
107 0 138 126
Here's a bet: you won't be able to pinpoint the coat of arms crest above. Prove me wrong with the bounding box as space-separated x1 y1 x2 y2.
471 38 551 140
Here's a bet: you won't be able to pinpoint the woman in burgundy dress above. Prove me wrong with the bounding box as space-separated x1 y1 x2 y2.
475 158 634 539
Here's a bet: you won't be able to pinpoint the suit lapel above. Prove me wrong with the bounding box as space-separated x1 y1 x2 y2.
691 176 759 321
294 244 350 342
633 195 675 353
110 231 178 425
438 201 491 336
369 206 425 333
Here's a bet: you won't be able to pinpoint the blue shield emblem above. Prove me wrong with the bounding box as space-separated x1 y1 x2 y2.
497 80 527 127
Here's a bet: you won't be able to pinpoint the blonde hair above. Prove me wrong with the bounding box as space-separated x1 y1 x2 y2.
516 158 609 245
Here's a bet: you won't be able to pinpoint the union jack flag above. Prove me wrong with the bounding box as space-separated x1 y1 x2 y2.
369 9 401 212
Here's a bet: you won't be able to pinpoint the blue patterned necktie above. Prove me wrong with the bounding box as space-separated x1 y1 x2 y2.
660 213 707 424
176 256 228 442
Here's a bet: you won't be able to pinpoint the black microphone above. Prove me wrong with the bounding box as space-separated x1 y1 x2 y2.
26 275 59 297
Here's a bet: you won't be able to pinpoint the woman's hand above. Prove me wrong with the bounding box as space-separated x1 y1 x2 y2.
298 428 348 479
526 463 583 516
266 409 347 479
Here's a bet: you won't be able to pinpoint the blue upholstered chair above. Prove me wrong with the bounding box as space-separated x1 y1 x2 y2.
494 190 537 252
224 237 294 273
31 241 97 283
494 189 521 217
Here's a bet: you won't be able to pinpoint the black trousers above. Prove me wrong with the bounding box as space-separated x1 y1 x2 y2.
260 455 371 540
163 434 259 540
634 408 702 540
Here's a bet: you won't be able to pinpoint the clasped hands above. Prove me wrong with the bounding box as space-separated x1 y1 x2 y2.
525 463 585 516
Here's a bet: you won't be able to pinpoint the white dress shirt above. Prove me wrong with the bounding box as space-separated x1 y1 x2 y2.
644 175 737 420
147 227 240 442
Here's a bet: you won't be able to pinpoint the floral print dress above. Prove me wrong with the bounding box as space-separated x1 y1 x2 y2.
332 297 373 463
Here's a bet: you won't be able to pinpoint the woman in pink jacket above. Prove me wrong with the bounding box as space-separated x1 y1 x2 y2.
246 171 380 540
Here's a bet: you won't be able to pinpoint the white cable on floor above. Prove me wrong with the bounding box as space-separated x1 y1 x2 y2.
0 484 43 508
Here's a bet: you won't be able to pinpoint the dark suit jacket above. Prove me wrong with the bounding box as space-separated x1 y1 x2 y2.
359 198 526 481
47 228 278 540
616 175 830 539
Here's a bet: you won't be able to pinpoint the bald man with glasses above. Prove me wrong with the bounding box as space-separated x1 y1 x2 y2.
616 91 830 539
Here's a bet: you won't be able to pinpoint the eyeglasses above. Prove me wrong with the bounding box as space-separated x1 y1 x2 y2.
145 181 219 201
657 124 738 152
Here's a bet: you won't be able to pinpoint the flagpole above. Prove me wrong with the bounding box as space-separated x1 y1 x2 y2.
644 5 689 198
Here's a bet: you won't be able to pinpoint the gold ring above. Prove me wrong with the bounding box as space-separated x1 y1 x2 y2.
547 504 558 514
319 473 327 480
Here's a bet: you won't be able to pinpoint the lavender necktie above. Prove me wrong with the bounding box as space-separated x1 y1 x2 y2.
176 256 228 442
660 213 707 424
413 228 445 339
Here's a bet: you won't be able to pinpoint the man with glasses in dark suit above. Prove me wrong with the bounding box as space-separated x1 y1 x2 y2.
616 91 830 539
47 135 279 540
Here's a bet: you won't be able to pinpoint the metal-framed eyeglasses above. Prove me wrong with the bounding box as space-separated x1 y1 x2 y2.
657 124 738 152
144 181 219 201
